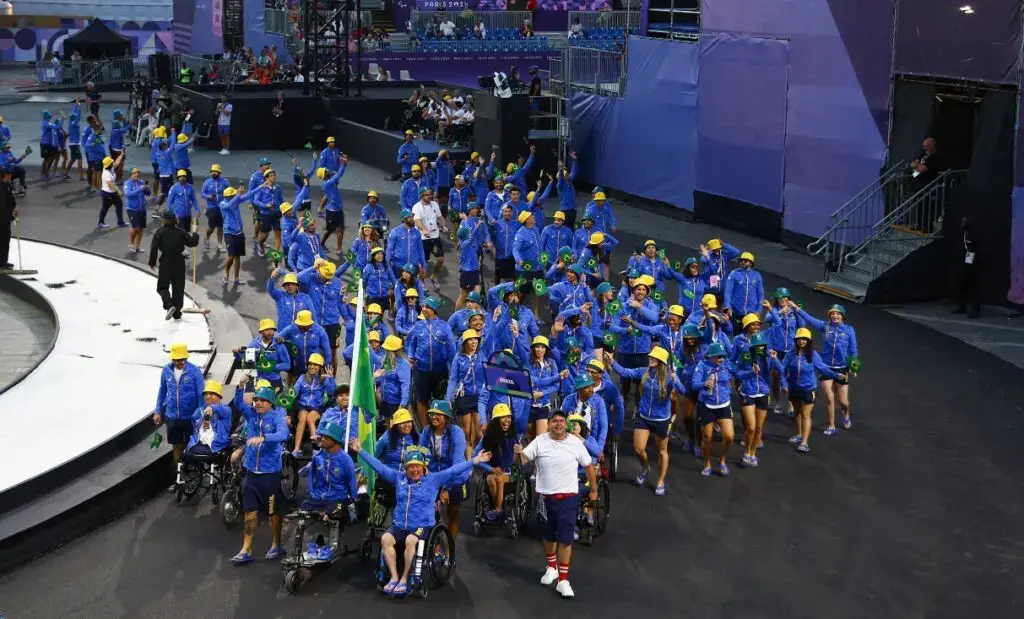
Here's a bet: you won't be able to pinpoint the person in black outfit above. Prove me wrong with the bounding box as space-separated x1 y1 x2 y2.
272 91 286 151
0 167 18 269
148 211 199 320
953 216 980 319
909 137 944 232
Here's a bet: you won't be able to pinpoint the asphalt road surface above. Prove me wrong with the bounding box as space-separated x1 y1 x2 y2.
0 173 1022 619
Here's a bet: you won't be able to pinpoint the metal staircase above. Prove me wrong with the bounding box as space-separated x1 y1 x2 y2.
809 168 967 302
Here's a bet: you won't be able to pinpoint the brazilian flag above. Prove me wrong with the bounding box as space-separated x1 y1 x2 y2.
286 342 300 360
522 261 533 272
558 247 573 262
276 394 295 409
651 289 664 303
849 357 862 372
532 278 548 297
255 356 274 372
509 305 520 321
673 260 682 271
345 250 356 264
602 332 619 348
606 299 623 315
347 279 360 292
657 248 667 260
682 289 695 300
265 247 283 263
567 349 580 364
514 274 526 289
539 251 552 267
585 257 598 271
286 387 298 399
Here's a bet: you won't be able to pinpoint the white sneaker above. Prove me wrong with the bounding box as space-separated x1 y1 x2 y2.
555 580 575 598
219 149 230 155
540 567 558 586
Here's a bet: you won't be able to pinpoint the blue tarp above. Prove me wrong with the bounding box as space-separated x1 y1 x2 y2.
570 37 698 211
696 33 789 212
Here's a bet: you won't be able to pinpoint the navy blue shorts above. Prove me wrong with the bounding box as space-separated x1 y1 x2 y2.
260 211 282 232
459 269 480 290
412 368 446 404
422 238 444 259
697 402 733 426
218 124 231 137
165 418 192 444
828 367 849 385
325 209 345 233
541 494 579 545
529 405 551 422
242 470 284 515
442 482 467 506
225 233 246 257
69 145 82 160
741 395 770 409
789 390 815 405
325 323 341 348
386 525 427 541
128 210 147 229
206 208 223 229
299 498 350 517
453 394 478 417
635 416 670 439
88 159 102 172
379 401 401 420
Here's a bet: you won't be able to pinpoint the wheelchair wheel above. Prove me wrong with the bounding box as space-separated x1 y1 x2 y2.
284 569 305 594
360 538 373 563
596 479 611 535
605 437 619 481
503 502 519 539
280 453 299 501
219 488 242 526
472 475 489 535
423 525 455 590
514 475 531 532
177 463 203 503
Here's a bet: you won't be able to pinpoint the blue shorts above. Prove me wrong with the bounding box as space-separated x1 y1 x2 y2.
242 470 284 515
635 416 670 439
325 209 345 233
541 494 579 545
789 390 815 405
386 525 427 541
69 144 82 160
696 402 733 426
442 482 468 506
529 405 551 422
299 498 350 517
260 211 282 232
225 232 246 257
459 269 480 290
218 124 231 137
741 395 770 409
128 210 147 229
165 418 192 444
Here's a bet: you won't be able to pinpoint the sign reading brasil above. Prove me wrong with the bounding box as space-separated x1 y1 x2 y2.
415 0 611 10
482 350 533 399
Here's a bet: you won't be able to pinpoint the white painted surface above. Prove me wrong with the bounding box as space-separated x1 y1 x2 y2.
0 241 213 494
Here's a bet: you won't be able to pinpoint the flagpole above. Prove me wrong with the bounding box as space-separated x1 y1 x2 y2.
344 278 365 448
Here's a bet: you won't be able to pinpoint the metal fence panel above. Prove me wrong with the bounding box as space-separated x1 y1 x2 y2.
566 10 641 32
566 47 626 97
35 57 143 89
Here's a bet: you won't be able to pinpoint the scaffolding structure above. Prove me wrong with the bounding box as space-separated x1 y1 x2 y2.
301 0 366 97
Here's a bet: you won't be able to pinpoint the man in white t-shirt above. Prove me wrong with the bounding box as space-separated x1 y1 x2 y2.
412 187 447 291
516 409 597 599
98 152 126 229
215 94 232 155
439 19 456 39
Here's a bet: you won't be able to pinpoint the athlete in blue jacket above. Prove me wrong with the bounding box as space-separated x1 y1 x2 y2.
354 442 488 596
201 165 230 251
560 374 609 461
734 332 785 468
386 212 427 279
690 342 747 477
185 380 233 454
418 401 469 537
153 343 205 464
298 421 359 515
783 328 844 453
279 310 333 374
723 252 764 328
541 211 574 260
555 154 579 226
396 130 420 177
796 303 859 433
267 269 315 329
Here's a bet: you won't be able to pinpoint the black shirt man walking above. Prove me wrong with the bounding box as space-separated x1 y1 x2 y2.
149 211 199 320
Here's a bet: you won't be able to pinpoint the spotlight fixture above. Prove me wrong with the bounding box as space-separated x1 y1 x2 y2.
959 5 975 14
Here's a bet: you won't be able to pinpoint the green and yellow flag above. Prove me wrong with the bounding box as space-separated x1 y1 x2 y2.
347 278 379 493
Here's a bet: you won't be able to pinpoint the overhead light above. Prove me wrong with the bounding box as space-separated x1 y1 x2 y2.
959 5 975 14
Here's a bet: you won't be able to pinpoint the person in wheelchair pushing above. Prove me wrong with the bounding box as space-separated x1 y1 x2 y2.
184 380 233 456
297 422 358 560
348 442 492 597
473 403 518 522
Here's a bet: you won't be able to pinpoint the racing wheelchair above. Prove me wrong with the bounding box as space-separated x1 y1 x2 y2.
281 499 362 594
471 458 532 539
374 524 456 599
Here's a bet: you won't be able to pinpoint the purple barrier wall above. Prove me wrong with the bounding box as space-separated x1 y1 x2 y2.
697 33 789 212
362 50 560 87
1011 186 1024 303
173 0 224 55
569 37 698 210
895 0 1021 84
701 0 893 240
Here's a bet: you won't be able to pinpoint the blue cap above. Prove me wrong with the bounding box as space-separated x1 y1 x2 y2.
424 297 442 312
684 257 698 267
258 157 271 166
113 109 124 118
574 374 595 390
418 186 431 196
592 186 604 194
428 400 453 418
467 201 479 211
595 282 613 295
467 291 482 303
750 332 768 348
569 263 585 275
253 387 277 403
401 209 413 218
402 263 417 275
628 268 641 279
41 110 51 118
683 324 701 338
706 343 727 358
319 421 346 444
829 304 846 316
566 336 580 350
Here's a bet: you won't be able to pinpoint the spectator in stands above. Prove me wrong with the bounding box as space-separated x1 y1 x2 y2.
569 17 584 38
474 19 487 39
85 81 102 121
440 17 457 39
521 19 535 39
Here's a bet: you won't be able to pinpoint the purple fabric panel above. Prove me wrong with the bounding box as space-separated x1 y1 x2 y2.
895 0 1021 83
569 37 698 210
696 33 789 211
361 51 561 87
190 0 224 55
639 0 649 34
1010 187 1024 303
1017 87 1024 184
243 0 292 63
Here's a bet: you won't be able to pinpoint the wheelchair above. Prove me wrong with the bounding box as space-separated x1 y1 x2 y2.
576 475 611 547
281 500 361 594
471 461 532 539
374 524 456 599
217 434 247 526
603 434 619 482
360 482 396 563
174 445 233 506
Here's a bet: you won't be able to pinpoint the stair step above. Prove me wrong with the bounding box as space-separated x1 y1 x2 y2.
815 278 865 302
837 262 874 286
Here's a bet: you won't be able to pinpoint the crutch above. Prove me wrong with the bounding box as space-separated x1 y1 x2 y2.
3 218 38 275
180 217 210 315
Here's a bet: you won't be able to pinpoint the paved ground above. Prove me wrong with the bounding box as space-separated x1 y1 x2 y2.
1 147 1023 617
0 288 54 390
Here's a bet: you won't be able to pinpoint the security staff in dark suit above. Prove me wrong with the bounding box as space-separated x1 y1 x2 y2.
953 216 980 319
0 166 18 269
149 210 199 320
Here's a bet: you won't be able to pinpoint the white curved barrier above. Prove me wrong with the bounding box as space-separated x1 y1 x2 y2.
0 241 214 495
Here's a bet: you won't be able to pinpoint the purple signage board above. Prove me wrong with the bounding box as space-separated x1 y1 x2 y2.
360 50 560 87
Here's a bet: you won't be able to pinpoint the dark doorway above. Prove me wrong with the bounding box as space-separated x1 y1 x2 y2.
928 93 977 171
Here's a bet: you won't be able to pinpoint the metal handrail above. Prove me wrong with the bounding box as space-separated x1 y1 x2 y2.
410 10 533 34
845 170 967 273
806 160 905 255
567 10 641 33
